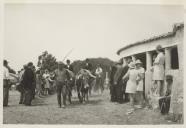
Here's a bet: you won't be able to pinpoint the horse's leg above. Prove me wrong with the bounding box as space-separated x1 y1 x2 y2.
88 85 91 96
69 89 72 104
67 86 72 104
82 90 86 103
86 89 89 102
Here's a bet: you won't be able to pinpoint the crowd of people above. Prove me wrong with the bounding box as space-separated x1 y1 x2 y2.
109 45 172 115
3 58 105 108
3 44 173 116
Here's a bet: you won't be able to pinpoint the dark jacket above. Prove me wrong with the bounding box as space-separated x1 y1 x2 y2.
22 68 35 89
110 65 117 85
83 63 92 72
65 64 74 72
117 65 129 85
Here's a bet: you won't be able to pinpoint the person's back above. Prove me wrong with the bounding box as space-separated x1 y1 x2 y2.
22 68 34 89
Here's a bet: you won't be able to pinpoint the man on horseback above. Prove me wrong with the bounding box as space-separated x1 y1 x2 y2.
76 69 96 103
65 59 74 72
65 59 75 104
83 59 94 95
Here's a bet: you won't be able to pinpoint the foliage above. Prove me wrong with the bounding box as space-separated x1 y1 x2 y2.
37 51 58 72
72 57 115 79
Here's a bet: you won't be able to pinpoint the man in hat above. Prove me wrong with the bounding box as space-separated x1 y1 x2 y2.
114 57 131 103
83 58 94 96
3 60 10 106
83 59 92 72
54 61 70 108
22 62 35 106
65 59 74 72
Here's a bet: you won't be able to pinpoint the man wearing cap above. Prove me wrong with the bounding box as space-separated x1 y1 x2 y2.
83 58 94 96
3 60 10 107
54 61 69 108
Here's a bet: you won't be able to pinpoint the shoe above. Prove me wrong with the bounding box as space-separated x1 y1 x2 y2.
61 105 66 108
135 105 143 109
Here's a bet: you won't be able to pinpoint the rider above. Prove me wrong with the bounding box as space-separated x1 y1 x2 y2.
65 59 74 102
65 59 74 72
83 59 94 95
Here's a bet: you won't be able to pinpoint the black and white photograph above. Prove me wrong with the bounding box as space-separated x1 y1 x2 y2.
2 0 184 126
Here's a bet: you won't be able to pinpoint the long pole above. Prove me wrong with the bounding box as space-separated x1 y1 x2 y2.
62 48 74 62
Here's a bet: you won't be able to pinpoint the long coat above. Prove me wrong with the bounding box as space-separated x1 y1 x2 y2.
22 68 35 90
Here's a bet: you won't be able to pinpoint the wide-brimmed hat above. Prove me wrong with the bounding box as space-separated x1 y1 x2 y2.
135 59 142 65
128 62 135 69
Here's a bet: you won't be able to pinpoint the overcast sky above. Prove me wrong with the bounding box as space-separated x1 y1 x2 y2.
4 4 183 71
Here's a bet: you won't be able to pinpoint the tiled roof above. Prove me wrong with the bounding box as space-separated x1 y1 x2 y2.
117 23 184 55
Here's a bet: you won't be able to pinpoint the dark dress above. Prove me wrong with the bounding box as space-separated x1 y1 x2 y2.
116 65 129 103
109 65 117 102
22 68 35 105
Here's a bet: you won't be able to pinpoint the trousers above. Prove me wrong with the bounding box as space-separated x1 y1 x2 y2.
56 81 67 106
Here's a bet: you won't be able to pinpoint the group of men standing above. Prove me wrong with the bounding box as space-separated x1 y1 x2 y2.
3 60 36 106
110 57 132 103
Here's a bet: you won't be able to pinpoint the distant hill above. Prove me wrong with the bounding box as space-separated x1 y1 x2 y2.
72 57 115 79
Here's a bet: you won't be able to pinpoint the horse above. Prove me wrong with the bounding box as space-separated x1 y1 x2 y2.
76 69 96 103
65 69 75 104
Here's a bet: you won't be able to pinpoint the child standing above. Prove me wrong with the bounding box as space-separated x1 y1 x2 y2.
43 70 53 95
123 62 138 114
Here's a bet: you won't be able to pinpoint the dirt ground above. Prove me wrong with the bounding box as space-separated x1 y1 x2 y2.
3 89 180 124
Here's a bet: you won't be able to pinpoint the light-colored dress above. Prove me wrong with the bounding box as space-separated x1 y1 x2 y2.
125 69 138 94
136 67 145 91
43 73 50 89
153 52 165 80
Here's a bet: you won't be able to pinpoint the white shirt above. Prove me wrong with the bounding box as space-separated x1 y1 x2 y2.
95 67 103 77
3 66 10 80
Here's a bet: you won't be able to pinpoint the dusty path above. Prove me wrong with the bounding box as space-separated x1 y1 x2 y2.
3 90 178 124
